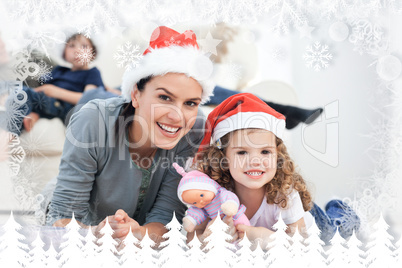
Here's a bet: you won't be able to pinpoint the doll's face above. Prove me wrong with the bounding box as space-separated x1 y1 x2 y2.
182 189 215 208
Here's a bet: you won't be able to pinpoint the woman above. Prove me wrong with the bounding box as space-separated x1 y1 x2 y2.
46 26 214 242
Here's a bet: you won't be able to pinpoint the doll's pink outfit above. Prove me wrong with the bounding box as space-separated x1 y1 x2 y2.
174 163 250 227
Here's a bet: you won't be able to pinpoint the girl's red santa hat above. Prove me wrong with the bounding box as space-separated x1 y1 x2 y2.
198 93 286 152
121 26 215 104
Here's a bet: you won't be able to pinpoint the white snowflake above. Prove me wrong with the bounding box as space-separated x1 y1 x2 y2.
164 37 182 47
264 0 308 35
75 0 120 38
222 61 242 84
4 98 29 137
348 19 388 56
113 42 142 70
2 132 26 176
303 42 333 71
9 0 67 24
76 47 95 65
26 31 55 58
197 0 266 25
12 53 40 81
270 47 286 61
156 0 194 27
32 60 52 85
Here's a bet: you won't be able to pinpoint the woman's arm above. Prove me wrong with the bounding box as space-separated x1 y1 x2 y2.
95 209 166 246
46 102 101 227
186 218 209 243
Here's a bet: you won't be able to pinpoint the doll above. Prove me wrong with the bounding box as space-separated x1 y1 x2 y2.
173 163 250 232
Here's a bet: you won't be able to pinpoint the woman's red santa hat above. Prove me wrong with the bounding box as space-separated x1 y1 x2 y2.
121 26 215 104
198 93 286 153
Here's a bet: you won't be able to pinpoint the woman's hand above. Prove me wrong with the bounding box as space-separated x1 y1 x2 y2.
94 209 142 241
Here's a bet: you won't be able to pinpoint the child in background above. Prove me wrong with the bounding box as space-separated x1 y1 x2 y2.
8 33 104 134
192 93 360 245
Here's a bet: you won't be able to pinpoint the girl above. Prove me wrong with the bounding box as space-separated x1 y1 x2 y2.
9 33 104 134
192 93 359 244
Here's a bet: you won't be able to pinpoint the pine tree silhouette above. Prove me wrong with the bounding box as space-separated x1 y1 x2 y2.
304 219 327 267
392 234 402 267
365 213 395 268
29 229 47 267
0 211 30 267
119 226 141 267
289 228 306 266
346 230 366 267
234 232 254 267
326 228 348 267
58 213 85 267
81 227 100 267
185 232 205 267
96 217 120 267
202 212 237 267
264 213 292 267
137 229 158 267
45 240 59 267
158 212 188 267
252 241 267 267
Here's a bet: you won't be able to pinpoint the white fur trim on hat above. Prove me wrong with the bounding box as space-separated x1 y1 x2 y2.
121 45 215 104
212 111 286 141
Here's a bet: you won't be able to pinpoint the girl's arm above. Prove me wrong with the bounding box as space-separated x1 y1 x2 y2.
286 217 308 236
34 84 98 105
236 225 274 249
186 216 238 244
236 217 306 248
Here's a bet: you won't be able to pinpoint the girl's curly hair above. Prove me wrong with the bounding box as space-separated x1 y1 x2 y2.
195 130 312 212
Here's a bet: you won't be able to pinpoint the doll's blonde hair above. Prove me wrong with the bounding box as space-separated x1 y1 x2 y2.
195 129 313 212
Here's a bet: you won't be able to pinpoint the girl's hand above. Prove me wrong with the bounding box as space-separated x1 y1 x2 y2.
223 216 239 242
183 217 196 232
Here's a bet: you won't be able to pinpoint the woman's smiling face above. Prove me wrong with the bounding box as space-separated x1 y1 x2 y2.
131 73 203 150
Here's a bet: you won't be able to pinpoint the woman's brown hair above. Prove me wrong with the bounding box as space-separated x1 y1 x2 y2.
113 76 153 137
195 129 313 211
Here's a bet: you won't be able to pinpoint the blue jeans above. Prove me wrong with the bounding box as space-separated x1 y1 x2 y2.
309 200 360 243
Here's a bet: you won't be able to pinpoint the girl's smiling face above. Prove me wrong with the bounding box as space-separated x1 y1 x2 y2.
130 73 203 150
225 129 278 192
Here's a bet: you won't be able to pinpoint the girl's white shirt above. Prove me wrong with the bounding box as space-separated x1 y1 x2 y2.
249 190 314 231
